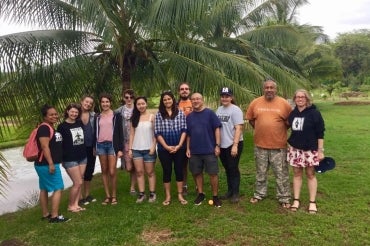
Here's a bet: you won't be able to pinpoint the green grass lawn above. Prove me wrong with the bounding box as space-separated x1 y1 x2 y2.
1 101 370 245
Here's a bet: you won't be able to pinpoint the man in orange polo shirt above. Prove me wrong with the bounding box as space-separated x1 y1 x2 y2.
245 79 292 208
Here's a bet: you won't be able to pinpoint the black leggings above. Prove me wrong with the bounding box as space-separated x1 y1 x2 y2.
83 146 96 181
158 148 186 183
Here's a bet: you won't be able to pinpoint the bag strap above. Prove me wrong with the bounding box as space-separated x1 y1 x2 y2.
38 123 54 162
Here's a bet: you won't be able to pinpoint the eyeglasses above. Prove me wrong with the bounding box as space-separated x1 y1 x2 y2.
125 96 133 99
180 88 189 91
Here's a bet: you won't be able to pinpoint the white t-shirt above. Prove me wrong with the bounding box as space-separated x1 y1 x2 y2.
216 104 244 148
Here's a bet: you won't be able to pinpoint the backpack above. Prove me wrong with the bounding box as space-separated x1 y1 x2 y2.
23 123 54 162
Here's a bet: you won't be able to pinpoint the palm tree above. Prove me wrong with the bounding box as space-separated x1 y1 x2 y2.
0 0 315 132
0 151 10 198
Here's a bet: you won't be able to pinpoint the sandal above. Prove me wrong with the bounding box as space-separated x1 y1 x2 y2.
102 197 111 205
68 207 81 213
179 199 188 205
177 192 188 205
111 197 118 205
308 201 317 214
290 199 300 212
162 200 171 206
281 202 291 209
250 197 261 204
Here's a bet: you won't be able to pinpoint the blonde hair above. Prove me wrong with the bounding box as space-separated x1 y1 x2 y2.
293 89 312 106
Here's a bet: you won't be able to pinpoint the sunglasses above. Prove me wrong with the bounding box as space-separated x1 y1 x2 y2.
125 96 133 99
180 88 189 91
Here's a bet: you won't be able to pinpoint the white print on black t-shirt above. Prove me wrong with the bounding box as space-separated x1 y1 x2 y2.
55 132 63 142
292 117 304 131
70 127 84 145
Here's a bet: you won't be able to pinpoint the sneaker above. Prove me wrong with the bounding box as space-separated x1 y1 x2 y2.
49 215 70 223
182 186 188 196
85 195 97 203
79 198 89 206
213 197 222 208
194 193 206 205
148 192 157 203
219 192 232 200
136 193 146 203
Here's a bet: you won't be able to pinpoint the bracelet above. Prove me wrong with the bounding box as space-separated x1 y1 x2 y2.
215 144 220 147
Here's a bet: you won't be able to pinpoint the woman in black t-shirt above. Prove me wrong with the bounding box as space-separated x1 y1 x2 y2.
34 104 69 223
57 103 87 213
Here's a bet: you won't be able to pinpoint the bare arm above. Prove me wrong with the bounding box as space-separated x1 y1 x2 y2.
39 137 55 174
128 123 135 157
149 117 157 155
214 127 221 157
186 136 191 158
231 124 243 157
317 138 324 161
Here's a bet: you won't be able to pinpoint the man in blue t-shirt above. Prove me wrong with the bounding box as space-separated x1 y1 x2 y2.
186 93 222 207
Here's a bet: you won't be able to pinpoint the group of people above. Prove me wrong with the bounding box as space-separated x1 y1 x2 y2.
33 79 325 223
246 80 325 214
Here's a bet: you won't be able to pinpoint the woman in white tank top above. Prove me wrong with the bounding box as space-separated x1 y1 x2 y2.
129 97 157 203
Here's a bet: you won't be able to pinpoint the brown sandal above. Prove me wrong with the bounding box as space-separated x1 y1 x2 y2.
308 201 317 214
102 197 111 205
111 197 118 205
290 199 300 212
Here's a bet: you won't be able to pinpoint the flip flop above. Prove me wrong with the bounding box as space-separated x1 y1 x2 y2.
162 200 171 206
179 199 188 205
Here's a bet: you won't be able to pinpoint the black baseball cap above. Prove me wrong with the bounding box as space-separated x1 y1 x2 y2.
220 87 233 96
315 157 336 173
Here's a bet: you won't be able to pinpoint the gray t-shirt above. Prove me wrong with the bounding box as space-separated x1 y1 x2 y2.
216 104 244 148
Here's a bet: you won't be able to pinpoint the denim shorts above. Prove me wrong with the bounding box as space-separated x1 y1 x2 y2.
96 141 115 156
132 149 157 163
63 157 87 169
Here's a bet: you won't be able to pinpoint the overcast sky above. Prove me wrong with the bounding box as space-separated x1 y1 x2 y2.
298 0 370 39
1 0 370 39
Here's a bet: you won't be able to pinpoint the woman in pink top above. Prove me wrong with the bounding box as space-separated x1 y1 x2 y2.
95 93 124 205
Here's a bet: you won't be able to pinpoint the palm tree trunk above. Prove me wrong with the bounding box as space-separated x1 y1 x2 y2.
121 66 131 93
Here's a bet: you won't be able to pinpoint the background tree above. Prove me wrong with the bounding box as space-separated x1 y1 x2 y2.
333 30 370 90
